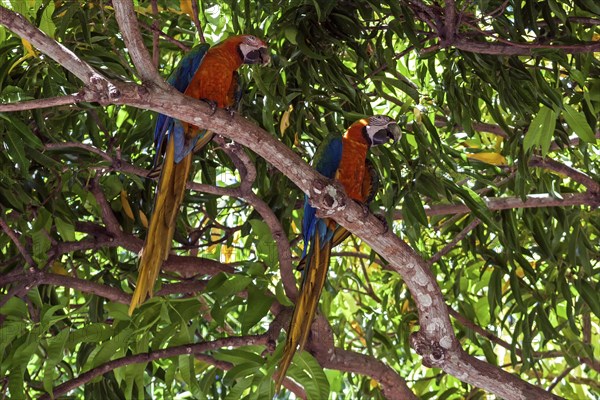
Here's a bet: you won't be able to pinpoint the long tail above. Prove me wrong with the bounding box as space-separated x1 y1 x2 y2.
275 233 332 392
129 135 192 315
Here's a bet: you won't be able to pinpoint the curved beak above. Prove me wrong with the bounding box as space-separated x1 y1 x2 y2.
372 122 401 145
244 47 271 66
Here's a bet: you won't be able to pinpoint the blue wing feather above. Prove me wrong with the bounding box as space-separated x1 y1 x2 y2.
302 136 343 259
153 44 210 166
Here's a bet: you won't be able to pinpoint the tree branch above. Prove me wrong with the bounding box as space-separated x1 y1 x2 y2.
0 218 35 267
453 37 600 55
427 218 480 265
529 156 600 193
39 335 270 400
0 6 117 99
0 93 80 112
111 1 166 86
395 192 600 220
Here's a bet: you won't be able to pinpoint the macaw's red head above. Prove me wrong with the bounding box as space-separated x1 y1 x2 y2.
218 34 270 66
345 115 401 146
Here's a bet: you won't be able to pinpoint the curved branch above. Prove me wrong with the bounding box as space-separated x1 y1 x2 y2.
530 156 600 193
39 335 270 400
0 6 116 98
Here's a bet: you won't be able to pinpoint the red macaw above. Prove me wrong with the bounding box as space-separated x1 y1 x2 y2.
129 35 270 315
275 115 401 391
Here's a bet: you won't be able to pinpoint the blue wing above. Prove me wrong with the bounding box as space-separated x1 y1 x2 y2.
153 44 210 166
301 135 343 259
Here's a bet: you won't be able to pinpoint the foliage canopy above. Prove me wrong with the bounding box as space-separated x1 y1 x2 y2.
0 0 598 399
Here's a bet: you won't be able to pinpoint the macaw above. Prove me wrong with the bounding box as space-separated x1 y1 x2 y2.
275 115 401 391
129 35 270 315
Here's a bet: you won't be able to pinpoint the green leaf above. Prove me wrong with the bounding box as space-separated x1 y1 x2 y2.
523 105 557 155
241 286 273 334
562 104 596 143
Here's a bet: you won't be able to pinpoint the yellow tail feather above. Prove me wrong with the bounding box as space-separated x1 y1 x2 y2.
275 232 332 392
129 136 192 315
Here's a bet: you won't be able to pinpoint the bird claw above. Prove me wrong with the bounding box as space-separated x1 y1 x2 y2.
374 213 389 234
201 98 218 115
225 106 237 117
353 200 371 218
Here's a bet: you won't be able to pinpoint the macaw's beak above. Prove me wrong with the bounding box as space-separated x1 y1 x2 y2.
244 47 271 66
371 122 401 145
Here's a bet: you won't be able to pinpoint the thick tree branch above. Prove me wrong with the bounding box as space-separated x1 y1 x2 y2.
0 6 117 100
111 1 166 86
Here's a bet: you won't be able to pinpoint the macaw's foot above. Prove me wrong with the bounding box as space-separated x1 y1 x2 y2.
353 200 371 218
374 213 389 234
200 98 218 115
225 106 238 117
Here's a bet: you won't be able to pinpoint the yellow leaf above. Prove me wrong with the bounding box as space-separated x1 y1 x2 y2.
350 321 367 346
494 136 504 153
467 152 507 166
413 107 422 123
21 38 37 58
207 228 221 254
180 0 194 18
120 190 135 220
367 262 381 273
370 379 380 390
279 105 293 136
290 219 299 234
401 299 410 313
51 261 69 276
139 210 148 229
515 266 524 278
221 245 234 263
294 132 300 147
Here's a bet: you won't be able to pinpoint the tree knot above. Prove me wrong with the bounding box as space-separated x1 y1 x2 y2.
409 331 447 367
309 178 347 217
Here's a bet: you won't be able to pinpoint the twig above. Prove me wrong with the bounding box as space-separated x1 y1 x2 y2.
90 175 123 237
394 192 600 220
151 0 159 67
453 37 600 55
350 236 381 302
428 218 480 266
0 6 110 89
0 218 35 267
190 0 205 43
547 366 575 392
213 136 297 300
0 93 79 112
138 20 190 51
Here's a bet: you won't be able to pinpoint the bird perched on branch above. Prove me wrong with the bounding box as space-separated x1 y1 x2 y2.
275 115 401 390
129 35 270 315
